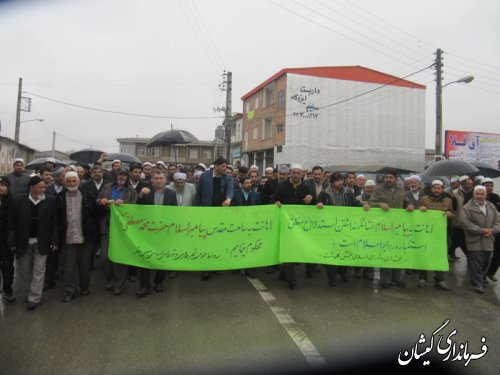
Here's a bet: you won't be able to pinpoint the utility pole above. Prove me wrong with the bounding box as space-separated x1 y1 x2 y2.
435 48 443 159
224 71 232 162
51 131 56 158
14 77 22 143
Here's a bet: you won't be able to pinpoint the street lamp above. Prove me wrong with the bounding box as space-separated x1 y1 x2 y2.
20 118 44 124
15 118 44 143
435 74 474 159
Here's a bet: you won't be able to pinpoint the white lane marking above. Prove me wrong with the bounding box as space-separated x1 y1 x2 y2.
247 277 327 367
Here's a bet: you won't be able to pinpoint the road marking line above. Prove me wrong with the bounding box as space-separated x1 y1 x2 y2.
247 277 327 367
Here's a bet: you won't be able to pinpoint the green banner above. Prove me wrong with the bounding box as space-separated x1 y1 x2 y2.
109 204 448 271
280 205 449 271
109 204 280 271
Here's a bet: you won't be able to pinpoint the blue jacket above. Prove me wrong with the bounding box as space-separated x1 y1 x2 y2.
232 190 261 206
194 170 234 206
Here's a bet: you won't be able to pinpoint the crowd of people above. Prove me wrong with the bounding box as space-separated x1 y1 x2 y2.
0 154 499 311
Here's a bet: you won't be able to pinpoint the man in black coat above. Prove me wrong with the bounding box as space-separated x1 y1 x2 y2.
304 165 328 203
316 172 362 286
8 176 58 310
6 158 30 196
81 165 107 270
273 164 313 289
0 176 15 302
127 163 151 282
135 170 177 297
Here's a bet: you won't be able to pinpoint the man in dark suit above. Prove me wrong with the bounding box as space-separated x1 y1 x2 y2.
127 163 150 282
8 176 59 310
194 157 234 280
303 165 328 277
194 157 234 207
81 165 105 201
0 176 15 302
135 170 177 297
232 176 261 278
273 164 314 289
81 165 106 270
304 166 328 203
43 166 66 290
232 176 261 206
45 167 66 198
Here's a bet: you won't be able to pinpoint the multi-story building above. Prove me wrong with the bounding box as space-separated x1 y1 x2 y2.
116 137 224 167
229 113 243 166
241 66 426 171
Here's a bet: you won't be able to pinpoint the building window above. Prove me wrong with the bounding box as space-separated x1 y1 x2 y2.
244 131 249 142
137 146 146 157
150 147 160 157
120 144 135 154
276 146 283 153
189 149 199 159
255 96 259 109
278 90 285 110
245 101 250 112
202 149 212 159
262 118 273 139
253 128 258 140
276 124 284 133
264 86 274 107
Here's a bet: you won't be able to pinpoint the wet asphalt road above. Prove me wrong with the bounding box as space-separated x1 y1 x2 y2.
0 249 499 375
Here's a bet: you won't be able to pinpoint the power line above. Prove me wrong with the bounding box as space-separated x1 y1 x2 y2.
267 0 413 66
308 0 431 62
23 91 220 120
319 64 432 110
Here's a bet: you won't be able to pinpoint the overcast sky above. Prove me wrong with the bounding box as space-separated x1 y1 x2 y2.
0 0 498 155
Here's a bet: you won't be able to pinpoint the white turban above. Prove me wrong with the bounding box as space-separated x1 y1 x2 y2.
173 172 187 181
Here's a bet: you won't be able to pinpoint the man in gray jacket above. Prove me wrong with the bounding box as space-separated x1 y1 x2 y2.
365 169 414 289
6 158 30 196
460 185 500 294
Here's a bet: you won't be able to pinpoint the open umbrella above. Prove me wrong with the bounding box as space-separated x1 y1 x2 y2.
26 157 66 170
107 152 141 164
147 129 199 147
352 164 417 175
421 159 479 177
147 129 199 162
70 148 106 164
324 165 358 173
469 161 500 178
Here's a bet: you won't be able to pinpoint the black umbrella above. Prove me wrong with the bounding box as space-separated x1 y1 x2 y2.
324 165 358 173
421 159 479 177
70 148 106 164
26 157 66 170
469 161 500 178
352 164 417 175
147 129 199 162
107 152 141 164
147 129 198 147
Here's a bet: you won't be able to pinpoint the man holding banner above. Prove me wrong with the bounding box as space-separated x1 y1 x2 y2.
316 172 361 286
365 169 414 289
418 180 454 291
273 163 313 289
135 170 177 297
98 168 138 296
194 157 234 281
